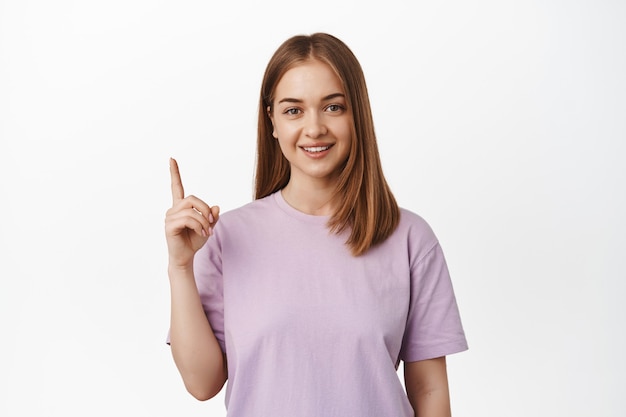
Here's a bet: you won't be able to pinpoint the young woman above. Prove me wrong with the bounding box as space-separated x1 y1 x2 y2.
165 33 467 417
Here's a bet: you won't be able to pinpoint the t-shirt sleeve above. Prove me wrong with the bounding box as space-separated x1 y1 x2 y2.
399 241 468 362
165 232 226 353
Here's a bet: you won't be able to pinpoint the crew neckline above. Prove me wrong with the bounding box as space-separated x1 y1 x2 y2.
273 190 331 225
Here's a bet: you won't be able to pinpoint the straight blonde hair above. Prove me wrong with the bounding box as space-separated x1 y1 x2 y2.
255 33 400 256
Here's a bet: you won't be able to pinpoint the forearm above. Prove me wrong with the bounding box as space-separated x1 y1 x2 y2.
407 385 451 417
169 265 226 400
405 357 452 417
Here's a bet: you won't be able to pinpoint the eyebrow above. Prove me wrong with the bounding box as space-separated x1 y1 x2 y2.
277 93 345 105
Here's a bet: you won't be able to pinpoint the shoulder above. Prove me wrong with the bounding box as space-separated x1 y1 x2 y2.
219 194 275 221
212 193 279 236
397 208 437 243
387 208 441 263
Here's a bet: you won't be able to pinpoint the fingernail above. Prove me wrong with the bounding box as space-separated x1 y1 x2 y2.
208 226 214 236
209 213 214 223
201 228 207 237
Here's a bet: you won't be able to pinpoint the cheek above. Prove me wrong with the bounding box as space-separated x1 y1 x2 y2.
336 121 353 145
275 121 298 140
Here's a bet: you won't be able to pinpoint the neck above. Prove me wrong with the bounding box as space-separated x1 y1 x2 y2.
281 179 337 216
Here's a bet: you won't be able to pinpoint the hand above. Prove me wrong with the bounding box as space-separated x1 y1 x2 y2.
165 158 220 269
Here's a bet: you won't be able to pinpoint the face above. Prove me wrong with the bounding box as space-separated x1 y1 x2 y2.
269 59 353 187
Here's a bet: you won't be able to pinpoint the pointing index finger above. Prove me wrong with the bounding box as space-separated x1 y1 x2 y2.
169 158 185 204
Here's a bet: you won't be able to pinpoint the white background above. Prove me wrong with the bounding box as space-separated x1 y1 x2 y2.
1 1 624 416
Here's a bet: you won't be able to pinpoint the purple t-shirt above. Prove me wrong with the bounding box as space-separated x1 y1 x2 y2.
187 191 467 416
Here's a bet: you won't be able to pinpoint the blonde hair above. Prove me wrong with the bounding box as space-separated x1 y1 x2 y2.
255 33 399 256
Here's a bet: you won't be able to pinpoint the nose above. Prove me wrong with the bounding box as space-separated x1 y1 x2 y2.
304 112 328 138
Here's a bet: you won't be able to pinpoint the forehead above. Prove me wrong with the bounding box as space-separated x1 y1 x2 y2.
274 59 344 98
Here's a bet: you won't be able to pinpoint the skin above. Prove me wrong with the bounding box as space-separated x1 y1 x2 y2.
165 158 226 400
165 60 454 414
405 357 452 417
269 59 352 216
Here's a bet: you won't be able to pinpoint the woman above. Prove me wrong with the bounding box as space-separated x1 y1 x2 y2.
165 33 467 416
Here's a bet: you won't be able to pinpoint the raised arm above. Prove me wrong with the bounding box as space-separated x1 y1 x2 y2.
165 158 226 400
404 356 452 417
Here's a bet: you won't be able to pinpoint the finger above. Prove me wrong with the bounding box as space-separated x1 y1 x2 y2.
210 205 220 225
192 207 211 233
166 216 208 239
184 195 212 222
166 209 211 236
170 158 185 204
167 205 211 229
168 195 214 229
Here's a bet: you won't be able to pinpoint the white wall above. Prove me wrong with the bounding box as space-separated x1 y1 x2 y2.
1 1 624 415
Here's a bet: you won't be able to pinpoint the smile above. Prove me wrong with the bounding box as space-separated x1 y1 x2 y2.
302 145 332 153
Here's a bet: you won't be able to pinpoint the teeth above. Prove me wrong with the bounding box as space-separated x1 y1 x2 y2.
303 146 331 153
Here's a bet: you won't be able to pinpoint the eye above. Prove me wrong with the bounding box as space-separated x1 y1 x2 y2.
284 108 301 116
325 104 345 113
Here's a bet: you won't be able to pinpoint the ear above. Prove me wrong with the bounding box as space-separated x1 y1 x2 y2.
267 106 277 139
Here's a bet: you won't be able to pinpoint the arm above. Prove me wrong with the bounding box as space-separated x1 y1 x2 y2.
165 158 226 400
169 265 227 400
404 356 451 417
